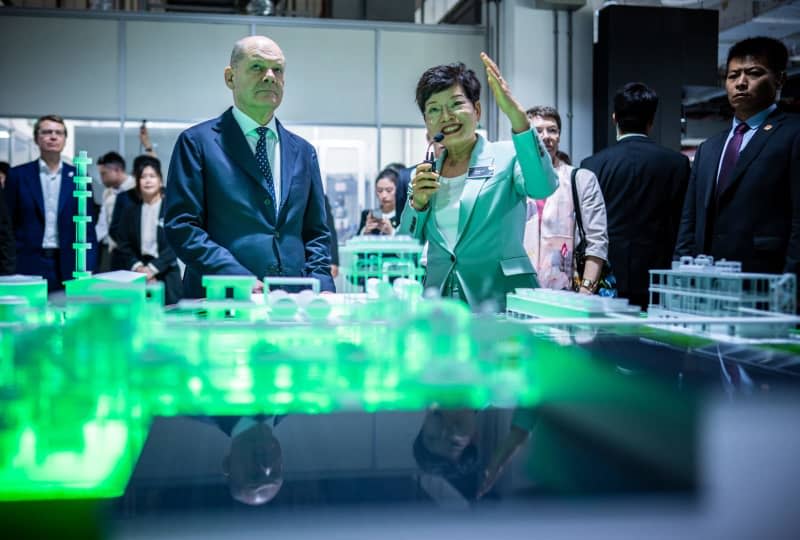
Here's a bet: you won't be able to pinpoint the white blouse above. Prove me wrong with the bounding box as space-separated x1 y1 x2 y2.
433 173 467 250
140 199 162 259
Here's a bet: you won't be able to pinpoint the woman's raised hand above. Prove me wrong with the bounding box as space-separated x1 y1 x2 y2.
480 52 530 134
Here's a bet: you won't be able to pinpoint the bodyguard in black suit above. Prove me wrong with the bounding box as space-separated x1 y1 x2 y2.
675 37 800 282
581 83 690 309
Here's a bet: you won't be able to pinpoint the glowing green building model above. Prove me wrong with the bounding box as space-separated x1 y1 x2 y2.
71 151 93 280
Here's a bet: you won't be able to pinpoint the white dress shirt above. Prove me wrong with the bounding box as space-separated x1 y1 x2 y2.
231 106 282 210
433 173 467 250
39 159 63 248
716 103 777 182
95 175 136 247
140 198 162 258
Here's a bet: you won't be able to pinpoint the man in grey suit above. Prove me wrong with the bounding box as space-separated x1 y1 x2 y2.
165 35 333 298
581 83 690 309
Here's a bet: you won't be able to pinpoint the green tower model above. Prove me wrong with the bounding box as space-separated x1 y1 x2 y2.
71 151 93 280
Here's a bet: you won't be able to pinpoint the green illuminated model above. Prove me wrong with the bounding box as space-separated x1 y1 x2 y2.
0 155 790 503
71 151 94 280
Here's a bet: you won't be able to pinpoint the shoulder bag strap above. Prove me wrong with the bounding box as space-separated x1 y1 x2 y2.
570 168 587 245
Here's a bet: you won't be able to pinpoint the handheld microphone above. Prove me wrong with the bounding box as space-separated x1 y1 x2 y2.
424 132 445 173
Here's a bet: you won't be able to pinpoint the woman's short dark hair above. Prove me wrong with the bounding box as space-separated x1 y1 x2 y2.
375 167 399 186
416 62 481 115
133 155 163 196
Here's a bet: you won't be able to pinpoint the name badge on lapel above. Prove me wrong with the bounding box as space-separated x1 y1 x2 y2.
467 162 495 179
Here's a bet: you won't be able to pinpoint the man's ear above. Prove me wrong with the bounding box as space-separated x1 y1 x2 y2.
777 70 787 92
224 66 235 90
611 112 617 125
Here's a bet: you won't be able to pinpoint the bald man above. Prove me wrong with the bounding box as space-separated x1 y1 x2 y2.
165 36 334 298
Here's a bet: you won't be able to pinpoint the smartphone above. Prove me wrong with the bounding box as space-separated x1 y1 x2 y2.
371 208 384 220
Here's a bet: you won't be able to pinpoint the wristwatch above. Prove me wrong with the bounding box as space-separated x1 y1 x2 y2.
580 278 597 292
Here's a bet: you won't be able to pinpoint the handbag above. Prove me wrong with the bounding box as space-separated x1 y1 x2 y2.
570 168 617 297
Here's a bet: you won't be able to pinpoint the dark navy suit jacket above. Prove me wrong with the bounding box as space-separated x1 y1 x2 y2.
4 159 98 279
581 136 689 308
675 109 800 277
164 108 334 298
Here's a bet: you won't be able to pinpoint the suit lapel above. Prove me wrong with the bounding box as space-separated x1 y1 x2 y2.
214 108 268 192
276 119 297 220
717 110 784 201
25 161 46 219
453 135 489 251
132 202 143 249
57 164 75 217
702 134 727 210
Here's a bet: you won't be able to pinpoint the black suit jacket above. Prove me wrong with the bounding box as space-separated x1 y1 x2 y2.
108 188 139 271
675 109 800 278
0 193 15 275
324 195 339 265
115 198 182 305
5 160 99 279
581 136 690 308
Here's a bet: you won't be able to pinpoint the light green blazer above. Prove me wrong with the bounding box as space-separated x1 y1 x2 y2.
399 129 558 310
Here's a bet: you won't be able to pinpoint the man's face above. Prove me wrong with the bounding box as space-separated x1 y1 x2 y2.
424 84 480 149
35 120 67 155
225 37 285 121
725 54 781 120
531 115 560 161
99 163 126 188
224 422 283 505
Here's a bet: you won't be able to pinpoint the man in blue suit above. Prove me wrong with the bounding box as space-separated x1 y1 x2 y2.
675 37 800 281
165 35 334 298
4 114 98 291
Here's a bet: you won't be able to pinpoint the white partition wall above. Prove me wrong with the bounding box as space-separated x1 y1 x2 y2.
0 11 484 129
126 21 249 122
379 30 486 126
256 25 378 126
0 16 120 119
0 7 596 177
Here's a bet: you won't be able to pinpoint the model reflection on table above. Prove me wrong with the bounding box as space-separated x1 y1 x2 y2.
218 416 284 505
413 408 479 480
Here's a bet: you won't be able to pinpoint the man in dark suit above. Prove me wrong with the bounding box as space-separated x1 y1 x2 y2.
4 114 98 291
94 151 136 272
165 35 334 298
581 83 690 309
0 195 14 275
675 37 800 283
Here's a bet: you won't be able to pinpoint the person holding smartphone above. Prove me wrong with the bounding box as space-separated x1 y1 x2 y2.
358 167 400 235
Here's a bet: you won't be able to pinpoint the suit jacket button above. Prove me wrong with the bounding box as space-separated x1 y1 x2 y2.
275 232 280 239
450 254 456 262
265 198 272 207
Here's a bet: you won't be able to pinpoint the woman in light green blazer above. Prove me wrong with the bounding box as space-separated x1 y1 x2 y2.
398 53 558 311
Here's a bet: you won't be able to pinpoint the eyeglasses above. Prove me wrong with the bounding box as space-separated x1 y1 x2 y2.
39 129 66 137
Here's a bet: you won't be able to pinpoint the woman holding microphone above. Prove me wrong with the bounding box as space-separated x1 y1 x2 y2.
399 53 558 311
